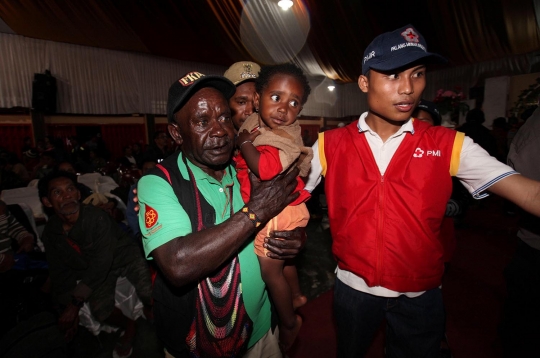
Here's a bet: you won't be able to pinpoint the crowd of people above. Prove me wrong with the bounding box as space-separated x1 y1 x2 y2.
1 23 539 358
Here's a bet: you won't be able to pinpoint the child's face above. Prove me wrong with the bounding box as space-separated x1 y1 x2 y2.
255 74 304 130
359 65 426 123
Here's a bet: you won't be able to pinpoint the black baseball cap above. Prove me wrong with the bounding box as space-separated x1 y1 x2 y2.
416 99 442 126
362 24 447 75
167 72 236 122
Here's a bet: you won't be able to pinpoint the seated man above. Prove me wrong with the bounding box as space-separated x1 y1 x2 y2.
38 171 152 358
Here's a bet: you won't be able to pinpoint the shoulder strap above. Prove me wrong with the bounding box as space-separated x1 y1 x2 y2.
144 152 216 356
147 152 216 230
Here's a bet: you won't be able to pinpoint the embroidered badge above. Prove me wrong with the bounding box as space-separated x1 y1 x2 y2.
401 27 420 43
240 63 257 80
178 72 205 86
145 204 159 228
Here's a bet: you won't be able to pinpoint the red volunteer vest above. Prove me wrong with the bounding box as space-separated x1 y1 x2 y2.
322 120 462 292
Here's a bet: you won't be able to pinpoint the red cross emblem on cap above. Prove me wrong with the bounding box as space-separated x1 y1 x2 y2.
401 28 420 43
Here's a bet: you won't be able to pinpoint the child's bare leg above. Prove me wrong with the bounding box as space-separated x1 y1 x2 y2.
283 260 307 309
259 256 302 352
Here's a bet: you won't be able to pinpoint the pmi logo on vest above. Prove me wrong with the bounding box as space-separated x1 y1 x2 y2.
413 147 441 158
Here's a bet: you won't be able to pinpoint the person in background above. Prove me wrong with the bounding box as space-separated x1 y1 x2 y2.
22 148 40 173
1 151 31 184
131 142 144 168
32 151 56 180
492 116 509 163
457 108 499 158
414 99 442 126
21 136 33 154
0 200 41 337
234 63 311 352
118 145 138 169
56 161 93 201
224 61 261 132
0 200 35 273
143 131 171 164
500 106 540 357
88 149 106 172
38 171 153 357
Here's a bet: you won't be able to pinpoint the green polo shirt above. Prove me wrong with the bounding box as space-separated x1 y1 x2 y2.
138 152 270 348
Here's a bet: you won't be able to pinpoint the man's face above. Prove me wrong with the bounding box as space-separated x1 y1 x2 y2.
171 87 235 172
155 132 168 148
255 74 304 130
42 177 81 216
415 109 434 126
229 81 256 131
359 65 426 123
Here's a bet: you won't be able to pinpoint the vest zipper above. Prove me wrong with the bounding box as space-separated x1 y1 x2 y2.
376 174 385 286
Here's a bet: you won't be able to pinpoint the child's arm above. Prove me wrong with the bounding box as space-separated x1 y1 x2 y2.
236 129 262 177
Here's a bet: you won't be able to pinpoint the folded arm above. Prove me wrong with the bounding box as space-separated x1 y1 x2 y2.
150 168 300 287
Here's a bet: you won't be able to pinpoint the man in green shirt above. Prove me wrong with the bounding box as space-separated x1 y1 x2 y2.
138 71 303 357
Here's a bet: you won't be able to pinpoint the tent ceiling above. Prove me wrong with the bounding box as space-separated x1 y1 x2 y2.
0 0 539 83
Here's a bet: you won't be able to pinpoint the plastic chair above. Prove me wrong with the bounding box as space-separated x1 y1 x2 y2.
97 176 119 194
77 173 103 193
0 187 46 222
27 179 39 187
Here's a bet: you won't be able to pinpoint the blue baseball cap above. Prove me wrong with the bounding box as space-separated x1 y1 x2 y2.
416 99 442 126
362 24 447 75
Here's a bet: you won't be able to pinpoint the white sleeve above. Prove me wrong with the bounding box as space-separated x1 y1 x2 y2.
304 139 323 193
457 136 518 199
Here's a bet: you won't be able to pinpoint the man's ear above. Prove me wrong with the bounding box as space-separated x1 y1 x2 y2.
41 197 52 208
168 122 183 146
254 92 260 112
358 75 369 93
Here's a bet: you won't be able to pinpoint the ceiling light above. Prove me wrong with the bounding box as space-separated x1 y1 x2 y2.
328 85 335 91
278 0 294 10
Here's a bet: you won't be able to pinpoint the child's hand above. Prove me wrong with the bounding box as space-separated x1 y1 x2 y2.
236 129 260 148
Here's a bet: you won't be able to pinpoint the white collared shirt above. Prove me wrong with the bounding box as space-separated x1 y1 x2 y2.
305 112 517 297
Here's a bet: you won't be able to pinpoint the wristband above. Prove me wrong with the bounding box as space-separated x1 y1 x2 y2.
239 140 252 149
71 296 85 308
241 205 262 228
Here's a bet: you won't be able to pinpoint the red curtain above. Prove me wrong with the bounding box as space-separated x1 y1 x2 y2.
100 124 146 160
46 124 77 152
299 124 320 147
0 124 33 158
155 123 168 134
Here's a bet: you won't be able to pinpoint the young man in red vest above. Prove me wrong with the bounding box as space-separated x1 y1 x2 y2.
305 24 540 357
